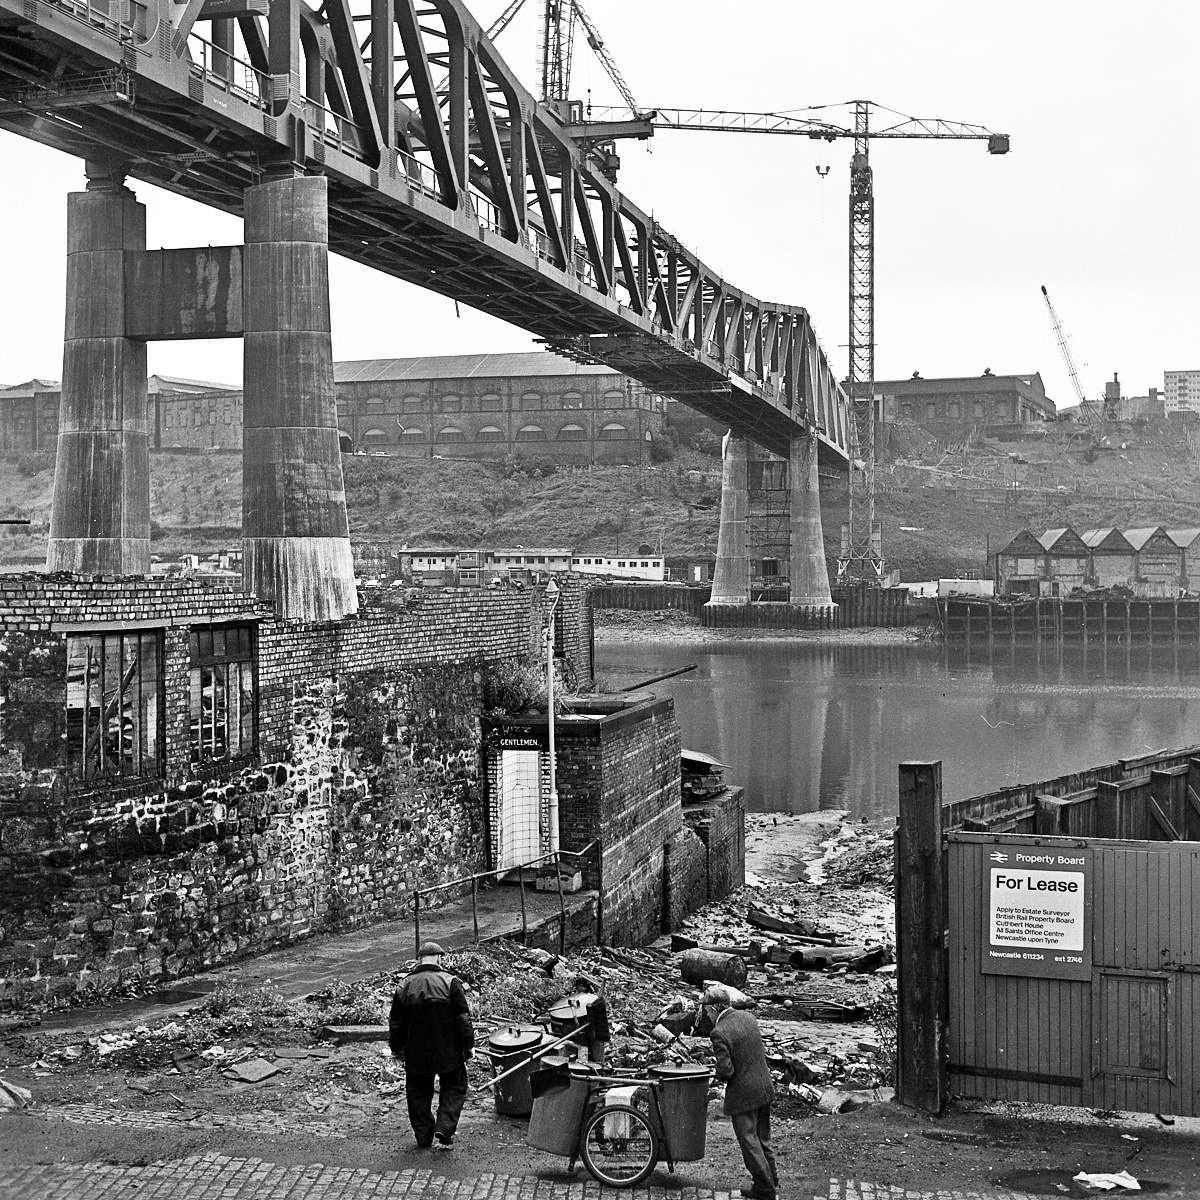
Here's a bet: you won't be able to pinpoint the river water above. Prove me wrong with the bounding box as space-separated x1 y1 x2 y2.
596 638 1200 819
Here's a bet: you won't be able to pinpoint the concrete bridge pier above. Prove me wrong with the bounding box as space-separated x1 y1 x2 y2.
787 432 835 620
47 161 150 575
705 432 750 617
242 175 357 621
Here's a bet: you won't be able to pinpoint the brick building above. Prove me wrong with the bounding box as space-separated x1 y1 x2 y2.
0 354 666 465
872 371 1055 434
335 352 664 464
0 375 241 453
0 573 740 1008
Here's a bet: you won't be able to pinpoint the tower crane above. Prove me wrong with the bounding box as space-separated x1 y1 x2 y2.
490 6 1011 585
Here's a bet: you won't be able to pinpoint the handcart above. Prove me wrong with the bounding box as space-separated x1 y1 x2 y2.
525 1059 711 1188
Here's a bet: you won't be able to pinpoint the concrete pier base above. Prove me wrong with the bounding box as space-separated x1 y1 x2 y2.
706 432 750 610
47 171 150 575
788 432 833 609
242 175 357 621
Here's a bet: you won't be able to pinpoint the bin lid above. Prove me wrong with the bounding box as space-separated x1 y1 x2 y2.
549 992 600 1020
649 1064 711 1079
488 1025 544 1052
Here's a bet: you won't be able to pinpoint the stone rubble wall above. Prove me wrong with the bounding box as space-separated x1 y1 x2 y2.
0 576 538 1009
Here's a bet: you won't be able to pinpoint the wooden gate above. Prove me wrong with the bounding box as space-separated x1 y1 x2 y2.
946 833 1200 1115
896 757 1200 1116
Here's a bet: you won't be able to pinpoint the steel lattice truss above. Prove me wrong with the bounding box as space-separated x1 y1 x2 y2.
0 0 850 464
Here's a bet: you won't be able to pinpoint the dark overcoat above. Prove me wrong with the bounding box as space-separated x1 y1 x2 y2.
389 963 475 1073
710 1008 775 1115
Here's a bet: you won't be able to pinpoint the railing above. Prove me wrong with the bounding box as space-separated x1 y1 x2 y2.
394 148 442 202
412 840 599 956
52 0 149 40
187 32 268 112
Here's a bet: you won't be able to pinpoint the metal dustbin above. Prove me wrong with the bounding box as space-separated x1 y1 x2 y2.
526 1060 591 1155
548 992 600 1058
488 1025 545 1116
649 1064 712 1161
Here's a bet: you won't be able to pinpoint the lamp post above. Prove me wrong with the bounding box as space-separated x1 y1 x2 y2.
543 577 561 854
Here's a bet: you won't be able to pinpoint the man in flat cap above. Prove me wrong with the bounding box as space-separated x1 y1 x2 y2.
700 983 778 1200
389 941 475 1149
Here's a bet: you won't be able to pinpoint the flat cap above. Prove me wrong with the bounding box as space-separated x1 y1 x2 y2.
417 940 446 958
700 983 732 1007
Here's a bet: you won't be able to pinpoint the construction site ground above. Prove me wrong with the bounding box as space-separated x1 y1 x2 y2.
2 814 1198 1198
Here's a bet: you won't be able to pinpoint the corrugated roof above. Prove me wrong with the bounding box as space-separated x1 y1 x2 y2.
1168 528 1200 548
1123 527 1164 551
1038 528 1069 550
335 352 619 384
0 378 60 394
150 374 239 392
1081 528 1133 552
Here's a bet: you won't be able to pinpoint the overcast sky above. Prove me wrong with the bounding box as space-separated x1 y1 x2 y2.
2 1 1196 410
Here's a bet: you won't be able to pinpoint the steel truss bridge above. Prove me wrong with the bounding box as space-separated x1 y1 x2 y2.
0 0 850 464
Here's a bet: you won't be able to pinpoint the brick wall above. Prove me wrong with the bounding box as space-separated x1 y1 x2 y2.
684 788 746 902
662 826 707 931
0 575 557 1008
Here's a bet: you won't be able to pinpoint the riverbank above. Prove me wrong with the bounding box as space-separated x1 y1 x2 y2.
593 607 930 644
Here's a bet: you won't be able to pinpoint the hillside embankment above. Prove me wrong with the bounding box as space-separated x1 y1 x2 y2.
3 417 1198 579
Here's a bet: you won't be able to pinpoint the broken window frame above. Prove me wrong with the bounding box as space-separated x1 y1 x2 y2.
66 630 164 784
189 622 257 767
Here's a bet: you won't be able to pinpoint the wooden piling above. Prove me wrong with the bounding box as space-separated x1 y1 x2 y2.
896 760 947 1114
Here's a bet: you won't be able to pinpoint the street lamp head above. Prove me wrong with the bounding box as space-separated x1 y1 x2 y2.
544 578 560 602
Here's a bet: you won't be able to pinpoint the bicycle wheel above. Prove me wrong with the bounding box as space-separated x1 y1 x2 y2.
578 1102 659 1188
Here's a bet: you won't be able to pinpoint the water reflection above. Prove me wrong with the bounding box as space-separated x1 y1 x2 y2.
598 639 1200 819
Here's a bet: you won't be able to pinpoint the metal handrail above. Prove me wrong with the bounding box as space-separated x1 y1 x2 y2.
413 839 599 955
187 31 268 111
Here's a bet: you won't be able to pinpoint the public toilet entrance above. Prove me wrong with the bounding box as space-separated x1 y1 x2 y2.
896 755 1200 1117
488 733 558 872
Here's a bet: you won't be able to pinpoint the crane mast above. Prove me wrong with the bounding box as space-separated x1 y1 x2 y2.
1041 284 1099 432
489 8 1011 586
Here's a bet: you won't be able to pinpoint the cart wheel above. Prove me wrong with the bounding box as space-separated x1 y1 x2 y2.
578 1103 659 1188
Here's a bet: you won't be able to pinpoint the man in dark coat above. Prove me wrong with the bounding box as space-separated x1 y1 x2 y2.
389 941 475 1148
701 983 778 1200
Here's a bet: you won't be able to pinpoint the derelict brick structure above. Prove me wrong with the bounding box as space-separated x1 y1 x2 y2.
0 577 536 1008
705 431 835 627
45 169 356 622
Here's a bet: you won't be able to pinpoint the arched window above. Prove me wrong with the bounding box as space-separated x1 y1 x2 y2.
557 423 587 441
403 396 426 413
436 426 465 443
439 395 462 413
479 394 503 412
603 388 627 407
520 392 542 411
399 426 427 443
476 425 505 442
362 427 390 446
365 396 386 413
517 424 547 441
598 422 628 440
562 391 584 410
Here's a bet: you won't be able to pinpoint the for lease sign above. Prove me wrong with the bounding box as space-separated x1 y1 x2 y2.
982 845 1092 980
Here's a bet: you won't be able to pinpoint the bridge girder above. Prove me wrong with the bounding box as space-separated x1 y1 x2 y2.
0 0 850 465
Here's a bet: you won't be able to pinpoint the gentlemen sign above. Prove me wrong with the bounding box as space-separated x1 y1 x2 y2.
982 845 1092 980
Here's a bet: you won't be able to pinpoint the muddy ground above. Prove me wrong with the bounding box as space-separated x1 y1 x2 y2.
0 814 1197 1198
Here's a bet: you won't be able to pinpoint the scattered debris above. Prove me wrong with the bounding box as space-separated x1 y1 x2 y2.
224 1058 283 1084
1072 1170 1141 1191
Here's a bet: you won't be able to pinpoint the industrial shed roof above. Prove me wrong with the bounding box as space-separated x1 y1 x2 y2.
335 352 619 383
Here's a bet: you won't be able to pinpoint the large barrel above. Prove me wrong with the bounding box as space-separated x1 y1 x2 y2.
548 992 601 1058
680 948 747 989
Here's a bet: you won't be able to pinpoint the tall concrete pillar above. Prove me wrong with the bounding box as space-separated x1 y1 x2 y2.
707 432 750 606
242 175 358 621
788 433 833 607
47 163 150 574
